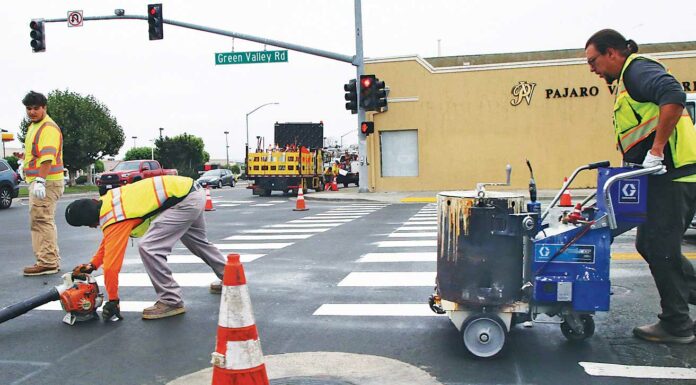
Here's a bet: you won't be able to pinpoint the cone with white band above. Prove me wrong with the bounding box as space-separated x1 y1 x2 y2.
205 186 215 211
210 254 269 385
293 187 308 211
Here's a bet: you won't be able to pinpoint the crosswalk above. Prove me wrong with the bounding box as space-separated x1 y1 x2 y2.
314 203 442 317
37 203 390 313
212 198 289 208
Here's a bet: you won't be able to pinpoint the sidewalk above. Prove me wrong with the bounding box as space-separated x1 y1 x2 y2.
305 186 595 204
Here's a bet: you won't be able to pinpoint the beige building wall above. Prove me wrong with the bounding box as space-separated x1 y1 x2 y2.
364 50 696 192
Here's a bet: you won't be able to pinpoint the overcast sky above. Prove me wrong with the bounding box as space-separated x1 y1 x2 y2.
2 1 695 162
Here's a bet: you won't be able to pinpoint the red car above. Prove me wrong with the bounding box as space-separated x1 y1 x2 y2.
97 160 177 195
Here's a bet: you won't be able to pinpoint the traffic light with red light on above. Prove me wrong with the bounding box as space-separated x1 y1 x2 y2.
29 19 45 52
344 79 357 114
360 75 377 110
148 4 163 40
360 121 374 137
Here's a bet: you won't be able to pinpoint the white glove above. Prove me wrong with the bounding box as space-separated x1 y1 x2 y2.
32 177 46 199
642 151 667 175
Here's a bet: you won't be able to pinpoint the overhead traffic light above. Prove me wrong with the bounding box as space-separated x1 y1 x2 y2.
360 75 377 111
344 79 357 114
29 19 45 53
360 121 374 137
375 79 388 111
148 4 163 40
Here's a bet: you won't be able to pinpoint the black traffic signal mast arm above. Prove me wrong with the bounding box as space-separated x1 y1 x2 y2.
39 13 356 65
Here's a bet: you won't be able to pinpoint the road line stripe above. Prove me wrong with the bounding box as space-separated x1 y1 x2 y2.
37 301 160 313
218 204 240 207
357 252 436 262
396 226 437 231
375 240 437 247
612 252 696 260
313 304 444 317
404 221 437 225
241 228 330 234
338 272 435 286
388 232 437 238
215 243 292 250
224 234 311 240
269 223 342 228
251 203 275 207
289 219 352 223
123 254 265 265
96 273 219 287
579 362 696 380
267 200 287 203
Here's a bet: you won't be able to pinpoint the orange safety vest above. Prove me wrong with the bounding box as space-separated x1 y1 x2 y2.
24 116 64 181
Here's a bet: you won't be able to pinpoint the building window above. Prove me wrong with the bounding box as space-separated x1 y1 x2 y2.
380 130 418 177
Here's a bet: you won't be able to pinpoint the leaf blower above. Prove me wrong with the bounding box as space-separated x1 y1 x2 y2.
0 273 103 326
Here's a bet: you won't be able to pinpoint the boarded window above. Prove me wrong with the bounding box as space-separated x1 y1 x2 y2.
380 130 418 177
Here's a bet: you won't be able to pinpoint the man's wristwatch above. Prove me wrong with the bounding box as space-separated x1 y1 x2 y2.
35 177 46 184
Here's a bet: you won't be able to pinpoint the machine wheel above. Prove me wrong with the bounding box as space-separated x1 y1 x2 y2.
560 314 595 342
461 314 507 358
261 188 271 197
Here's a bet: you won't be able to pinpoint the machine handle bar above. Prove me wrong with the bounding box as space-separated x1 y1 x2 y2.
540 160 610 222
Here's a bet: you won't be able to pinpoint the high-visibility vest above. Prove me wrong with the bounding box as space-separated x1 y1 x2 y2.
23 115 64 182
99 175 194 237
614 54 696 181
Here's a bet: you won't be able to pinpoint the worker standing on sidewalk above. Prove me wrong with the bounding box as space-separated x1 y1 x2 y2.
585 29 696 343
65 175 226 321
21 91 64 276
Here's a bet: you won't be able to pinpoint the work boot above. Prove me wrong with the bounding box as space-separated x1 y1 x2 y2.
209 280 222 294
142 301 185 320
23 264 60 276
633 321 695 344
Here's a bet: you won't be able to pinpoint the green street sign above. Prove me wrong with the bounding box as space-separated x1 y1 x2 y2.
215 50 288 65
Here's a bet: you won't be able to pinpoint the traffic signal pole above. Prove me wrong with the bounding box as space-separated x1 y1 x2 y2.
37 1 368 191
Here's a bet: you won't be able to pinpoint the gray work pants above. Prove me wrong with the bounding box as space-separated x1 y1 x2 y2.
138 188 226 306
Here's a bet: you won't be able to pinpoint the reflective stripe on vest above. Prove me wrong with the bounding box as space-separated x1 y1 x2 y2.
99 176 193 230
24 120 63 178
614 54 696 169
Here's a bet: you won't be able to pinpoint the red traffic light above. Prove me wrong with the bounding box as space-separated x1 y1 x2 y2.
150 7 157 15
360 122 374 136
361 77 372 89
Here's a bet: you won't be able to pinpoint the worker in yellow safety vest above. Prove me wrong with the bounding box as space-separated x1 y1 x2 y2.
65 175 226 321
21 91 65 277
585 29 696 344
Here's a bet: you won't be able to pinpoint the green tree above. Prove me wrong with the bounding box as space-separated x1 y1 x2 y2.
94 159 105 173
156 133 209 178
19 90 124 183
124 146 157 161
4 155 19 171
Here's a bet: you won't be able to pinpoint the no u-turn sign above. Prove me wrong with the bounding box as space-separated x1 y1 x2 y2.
67 10 83 27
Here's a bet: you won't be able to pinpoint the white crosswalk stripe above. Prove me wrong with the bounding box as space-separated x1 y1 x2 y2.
223 234 312 240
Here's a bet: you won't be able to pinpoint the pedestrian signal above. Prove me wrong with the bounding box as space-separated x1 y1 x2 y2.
360 122 374 137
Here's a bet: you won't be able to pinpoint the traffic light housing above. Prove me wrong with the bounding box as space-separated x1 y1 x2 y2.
360 75 377 111
29 19 45 53
360 121 374 137
148 4 163 40
344 79 357 114
375 79 388 111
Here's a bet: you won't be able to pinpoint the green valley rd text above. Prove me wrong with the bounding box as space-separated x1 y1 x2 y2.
215 50 288 65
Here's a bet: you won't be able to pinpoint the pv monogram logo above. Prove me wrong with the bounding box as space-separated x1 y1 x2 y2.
510 81 536 106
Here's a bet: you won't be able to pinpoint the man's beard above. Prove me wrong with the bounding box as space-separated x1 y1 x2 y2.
603 75 616 84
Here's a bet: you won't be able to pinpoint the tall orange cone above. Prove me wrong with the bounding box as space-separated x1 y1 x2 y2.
293 187 309 211
205 186 215 211
331 178 339 191
559 177 573 207
210 254 269 385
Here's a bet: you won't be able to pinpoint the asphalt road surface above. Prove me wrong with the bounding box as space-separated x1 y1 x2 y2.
1 186 695 385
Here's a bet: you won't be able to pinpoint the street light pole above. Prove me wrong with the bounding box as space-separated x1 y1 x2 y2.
224 131 230 166
245 102 279 169
132 136 138 149
159 127 164 139
0 129 7 159
340 129 353 148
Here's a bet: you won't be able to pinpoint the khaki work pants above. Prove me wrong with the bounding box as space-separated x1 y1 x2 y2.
29 180 64 267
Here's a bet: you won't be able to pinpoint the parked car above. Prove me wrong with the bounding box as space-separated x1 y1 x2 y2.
197 168 235 189
0 159 20 209
96 160 178 195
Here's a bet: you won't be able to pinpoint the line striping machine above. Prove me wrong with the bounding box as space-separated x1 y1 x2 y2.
429 160 663 358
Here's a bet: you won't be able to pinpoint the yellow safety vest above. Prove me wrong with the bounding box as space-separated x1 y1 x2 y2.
614 54 696 181
99 175 194 237
24 115 64 182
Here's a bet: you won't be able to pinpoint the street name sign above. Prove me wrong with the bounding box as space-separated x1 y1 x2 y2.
215 50 288 65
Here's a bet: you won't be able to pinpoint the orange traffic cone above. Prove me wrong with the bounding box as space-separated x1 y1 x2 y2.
559 177 573 207
331 179 339 191
293 187 308 211
205 186 215 211
210 254 269 385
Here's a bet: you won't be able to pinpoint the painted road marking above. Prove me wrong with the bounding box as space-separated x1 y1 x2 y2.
579 362 696 380
396 226 437 231
308 215 362 219
313 304 444 317
290 219 352 223
215 243 292 250
95 273 218 287
241 228 330 234
123 254 265 265
388 232 437 238
338 272 435 286
251 203 275 207
375 240 437 247
357 252 436 263
268 223 342 228
224 234 311 240
404 221 437 225
612 252 696 260
218 204 240 207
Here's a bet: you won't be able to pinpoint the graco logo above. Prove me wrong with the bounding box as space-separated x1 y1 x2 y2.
511 81 536 106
